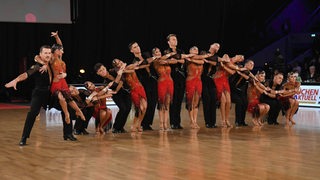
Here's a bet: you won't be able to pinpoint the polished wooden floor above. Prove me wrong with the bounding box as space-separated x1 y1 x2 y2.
1 104 320 180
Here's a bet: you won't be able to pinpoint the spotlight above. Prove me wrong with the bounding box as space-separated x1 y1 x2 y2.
311 33 316 37
79 69 85 74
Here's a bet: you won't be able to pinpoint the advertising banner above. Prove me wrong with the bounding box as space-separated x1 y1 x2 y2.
295 85 320 108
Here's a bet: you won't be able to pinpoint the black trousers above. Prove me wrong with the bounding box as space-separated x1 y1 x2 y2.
111 89 132 131
201 76 217 126
141 77 158 128
73 107 94 131
60 112 73 136
21 89 49 139
231 89 248 124
170 72 185 126
260 97 282 124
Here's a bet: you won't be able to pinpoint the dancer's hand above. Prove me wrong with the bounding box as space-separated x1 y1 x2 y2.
39 64 48 74
5 80 18 90
51 31 58 37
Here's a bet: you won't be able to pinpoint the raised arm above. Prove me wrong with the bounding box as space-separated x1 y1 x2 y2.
51 31 62 45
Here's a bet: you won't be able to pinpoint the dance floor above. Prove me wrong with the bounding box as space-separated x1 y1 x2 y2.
0 104 320 180
0 103 30 110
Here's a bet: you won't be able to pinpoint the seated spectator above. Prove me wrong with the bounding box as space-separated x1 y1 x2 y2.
292 70 302 83
303 65 320 82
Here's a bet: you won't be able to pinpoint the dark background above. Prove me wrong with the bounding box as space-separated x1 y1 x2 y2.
0 0 319 102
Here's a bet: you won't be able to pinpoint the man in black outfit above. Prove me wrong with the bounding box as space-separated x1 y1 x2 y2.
5 45 52 146
229 60 255 126
128 41 158 131
69 85 95 135
164 34 187 129
94 63 131 133
260 72 284 125
201 43 220 128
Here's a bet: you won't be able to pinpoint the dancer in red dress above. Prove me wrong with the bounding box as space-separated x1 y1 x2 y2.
213 54 244 127
83 81 115 134
152 47 178 131
246 71 270 126
112 59 147 132
185 46 213 129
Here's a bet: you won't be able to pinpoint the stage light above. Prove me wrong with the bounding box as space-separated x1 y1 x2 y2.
311 33 316 37
79 69 85 74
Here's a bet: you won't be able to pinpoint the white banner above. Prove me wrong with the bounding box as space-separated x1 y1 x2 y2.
295 85 320 108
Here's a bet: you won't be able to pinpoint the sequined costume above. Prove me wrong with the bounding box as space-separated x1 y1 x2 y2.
50 58 72 102
185 62 203 110
156 63 174 110
213 65 230 101
125 71 147 110
247 82 262 117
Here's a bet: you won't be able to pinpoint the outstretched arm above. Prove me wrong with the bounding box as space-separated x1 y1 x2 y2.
186 58 205 65
5 73 28 90
254 80 267 94
220 62 236 75
192 53 213 60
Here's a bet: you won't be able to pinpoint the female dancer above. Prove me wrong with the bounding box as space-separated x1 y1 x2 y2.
279 72 300 126
184 46 208 129
112 59 147 132
84 81 115 134
152 48 177 131
246 71 270 126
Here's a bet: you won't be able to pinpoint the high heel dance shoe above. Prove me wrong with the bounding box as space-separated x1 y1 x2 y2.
63 134 77 141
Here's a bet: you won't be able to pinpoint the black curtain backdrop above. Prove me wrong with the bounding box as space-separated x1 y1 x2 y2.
0 0 284 101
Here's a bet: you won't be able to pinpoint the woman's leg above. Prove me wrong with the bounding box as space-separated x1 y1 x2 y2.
192 92 200 128
289 99 298 125
68 100 86 121
137 98 147 132
224 91 232 127
57 92 70 124
220 93 226 128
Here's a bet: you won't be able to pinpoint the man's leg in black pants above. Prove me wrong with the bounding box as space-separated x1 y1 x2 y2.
240 94 248 125
60 112 77 141
141 81 157 130
119 93 132 132
20 92 44 145
210 87 217 127
269 100 281 125
82 107 93 134
170 80 184 129
202 78 217 128
231 91 247 126
112 92 132 133
148 80 158 127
